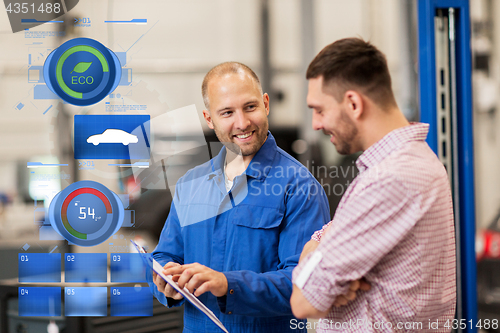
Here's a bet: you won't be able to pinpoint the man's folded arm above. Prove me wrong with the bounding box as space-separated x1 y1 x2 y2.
291 176 421 317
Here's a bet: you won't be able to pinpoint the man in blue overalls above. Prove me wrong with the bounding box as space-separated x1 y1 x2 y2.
149 62 330 332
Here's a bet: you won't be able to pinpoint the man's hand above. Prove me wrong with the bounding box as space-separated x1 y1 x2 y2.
299 223 333 262
163 263 228 297
291 278 371 318
332 279 371 307
299 239 319 262
153 262 184 300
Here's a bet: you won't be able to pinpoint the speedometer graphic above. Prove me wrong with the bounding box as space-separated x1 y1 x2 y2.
49 180 124 246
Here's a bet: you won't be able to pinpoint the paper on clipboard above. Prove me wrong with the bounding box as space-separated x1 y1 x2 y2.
130 240 229 333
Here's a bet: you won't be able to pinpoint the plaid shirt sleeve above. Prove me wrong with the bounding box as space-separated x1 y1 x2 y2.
311 221 333 242
292 174 423 312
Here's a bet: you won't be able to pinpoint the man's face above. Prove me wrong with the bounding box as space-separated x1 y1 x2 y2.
307 76 358 155
203 72 269 157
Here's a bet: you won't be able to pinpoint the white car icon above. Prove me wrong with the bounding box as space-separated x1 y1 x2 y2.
87 129 139 146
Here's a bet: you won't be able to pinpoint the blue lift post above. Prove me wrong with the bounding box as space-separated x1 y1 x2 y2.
418 0 476 331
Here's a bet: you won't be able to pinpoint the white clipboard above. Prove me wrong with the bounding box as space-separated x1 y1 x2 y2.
130 240 229 333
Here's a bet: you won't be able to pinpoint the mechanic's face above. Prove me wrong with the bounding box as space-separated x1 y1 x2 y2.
203 72 269 158
307 76 358 155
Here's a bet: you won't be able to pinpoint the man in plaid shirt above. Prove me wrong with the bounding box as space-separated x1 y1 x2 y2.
290 38 456 332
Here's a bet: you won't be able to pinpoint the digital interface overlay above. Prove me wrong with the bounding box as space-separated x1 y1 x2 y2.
44 38 122 106
3 0 216 324
48 180 124 247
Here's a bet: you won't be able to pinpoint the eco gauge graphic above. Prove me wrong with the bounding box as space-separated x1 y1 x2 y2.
44 38 122 106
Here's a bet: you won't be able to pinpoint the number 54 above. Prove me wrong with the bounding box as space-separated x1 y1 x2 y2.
79 207 95 220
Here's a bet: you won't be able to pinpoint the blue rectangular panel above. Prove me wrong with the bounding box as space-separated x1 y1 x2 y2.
28 66 44 83
119 68 132 86
39 226 65 240
33 85 59 99
64 253 107 283
115 52 127 66
18 287 61 316
74 115 150 160
122 210 135 227
110 287 152 316
18 253 61 282
64 287 107 316
110 253 149 283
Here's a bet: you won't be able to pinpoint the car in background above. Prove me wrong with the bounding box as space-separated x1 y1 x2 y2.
477 211 500 331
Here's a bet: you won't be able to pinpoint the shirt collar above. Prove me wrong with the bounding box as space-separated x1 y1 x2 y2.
209 131 277 181
356 122 429 173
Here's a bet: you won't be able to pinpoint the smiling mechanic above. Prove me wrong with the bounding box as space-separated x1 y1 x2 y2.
148 62 330 332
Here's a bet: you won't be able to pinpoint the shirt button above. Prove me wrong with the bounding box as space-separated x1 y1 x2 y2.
229 289 234 294
228 311 232 315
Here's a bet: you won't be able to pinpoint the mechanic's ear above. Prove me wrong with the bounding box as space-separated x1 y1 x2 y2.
263 93 270 116
203 109 214 129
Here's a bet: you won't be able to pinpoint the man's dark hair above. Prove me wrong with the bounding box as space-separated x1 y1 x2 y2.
306 38 397 108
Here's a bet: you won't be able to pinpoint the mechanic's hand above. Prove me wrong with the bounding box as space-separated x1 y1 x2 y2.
153 262 183 300
163 262 228 297
332 279 371 307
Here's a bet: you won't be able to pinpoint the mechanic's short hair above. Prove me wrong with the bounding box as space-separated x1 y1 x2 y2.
202 62 263 110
